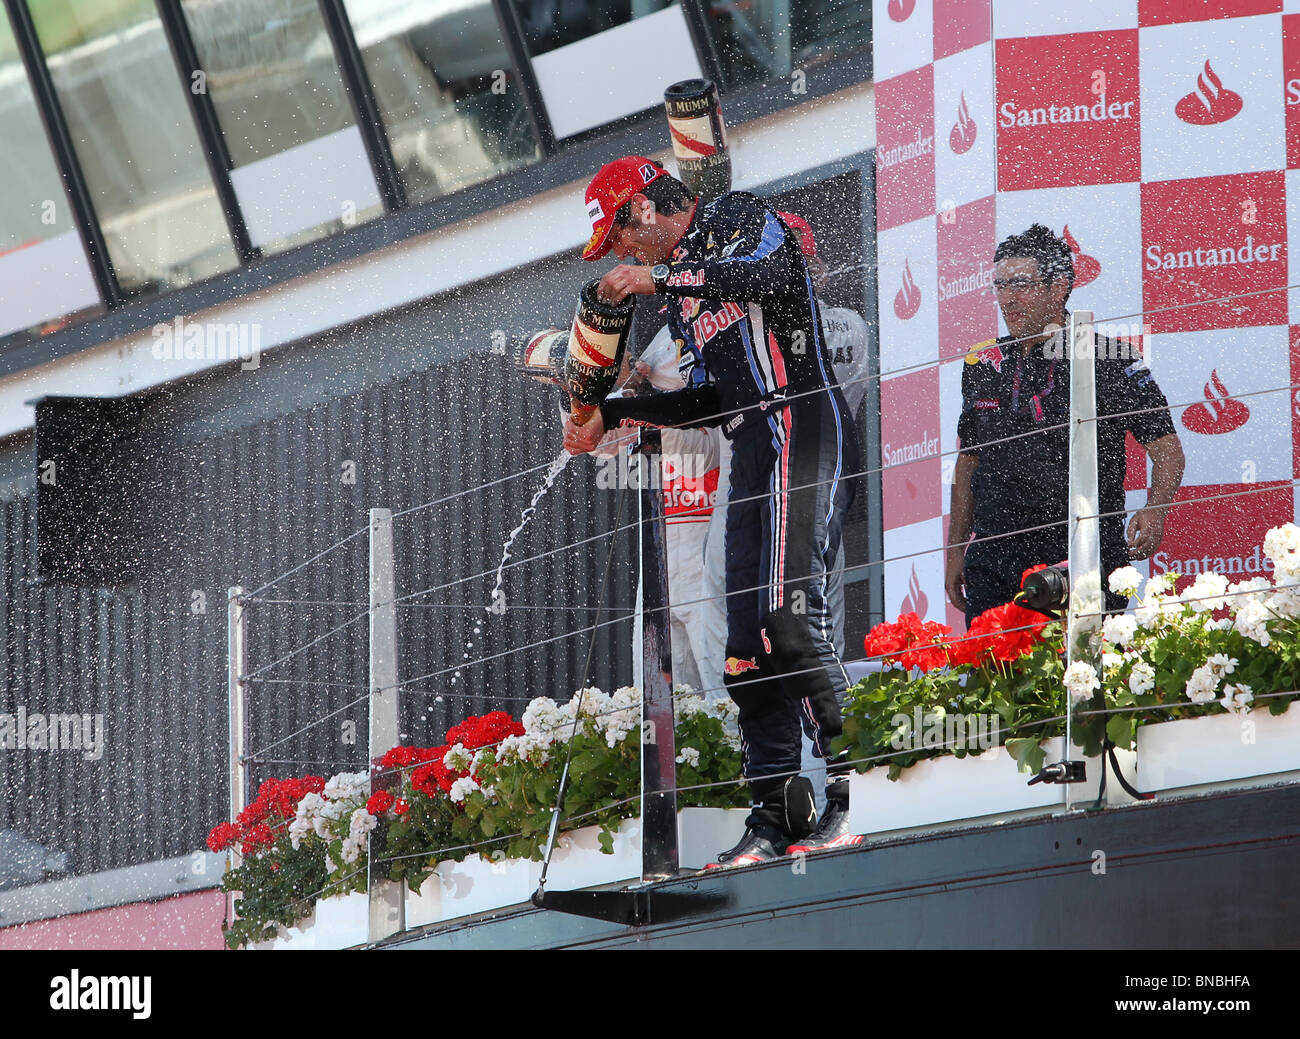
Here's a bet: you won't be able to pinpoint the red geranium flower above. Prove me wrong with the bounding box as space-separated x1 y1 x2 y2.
863 620 909 662
207 821 239 853
954 600 1051 666
864 613 953 672
240 823 275 856
367 790 395 815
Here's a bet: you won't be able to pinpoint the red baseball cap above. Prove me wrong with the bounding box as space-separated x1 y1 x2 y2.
777 211 817 258
582 156 668 260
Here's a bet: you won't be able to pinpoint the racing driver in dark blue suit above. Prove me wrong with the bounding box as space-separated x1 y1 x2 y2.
562 156 862 866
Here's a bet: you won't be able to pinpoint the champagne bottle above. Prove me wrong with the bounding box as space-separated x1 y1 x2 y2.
664 79 731 204
564 279 635 425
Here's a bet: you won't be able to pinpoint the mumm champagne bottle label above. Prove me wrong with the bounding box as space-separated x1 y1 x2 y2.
664 79 731 203
565 280 634 424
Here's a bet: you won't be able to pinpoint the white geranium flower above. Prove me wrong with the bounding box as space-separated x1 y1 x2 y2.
1205 654 1237 678
675 694 710 719
521 696 563 735
710 697 740 720
1185 665 1219 704
1064 661 1101 704
1134 583 1185 629
1148 571 1179 594
1271 584 1300 619
1108 566 1143 598
1101 650 1122 672
339 808 378 863
1263 523 1300 565
1128 661 1156 696
675 746 701 768
1219 683 1254 717
573 686 609 719
448 776 479 803
324 771 369 803
289 792 327 850
1275 561 1300 592
340 836 363 864
1102 613 1138 648
1233 598 1272 646
443 743 473 773
495 734 523 764
1228 577 1271 610
288 817 312 850
1185 572 1229 613
497 732 554 766
604 719 636 748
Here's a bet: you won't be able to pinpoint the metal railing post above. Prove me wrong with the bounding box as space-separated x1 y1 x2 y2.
634 433 679 879
368 508 404 942
1067 310 1102 811
227 585 249 921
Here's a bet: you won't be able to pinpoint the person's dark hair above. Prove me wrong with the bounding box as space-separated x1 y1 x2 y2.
612 174 695 227
993 223 1074 301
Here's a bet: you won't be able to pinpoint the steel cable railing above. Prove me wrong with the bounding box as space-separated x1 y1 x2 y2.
235 278 1300 688
226 277 1300 936
237 465 1300 753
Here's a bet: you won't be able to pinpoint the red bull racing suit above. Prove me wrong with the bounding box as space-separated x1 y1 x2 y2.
600 191 860 829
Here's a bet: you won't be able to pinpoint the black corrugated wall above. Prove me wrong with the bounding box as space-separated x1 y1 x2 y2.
0 352 636 882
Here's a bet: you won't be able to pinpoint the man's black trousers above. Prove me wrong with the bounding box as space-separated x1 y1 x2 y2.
722 392 858 822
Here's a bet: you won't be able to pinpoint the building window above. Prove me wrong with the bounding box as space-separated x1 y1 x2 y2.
703 0 871 90
510 0 674 57
510 0 702 140
0 7 102 343
342 0 541 206
181 0 384 254
30 0 239 298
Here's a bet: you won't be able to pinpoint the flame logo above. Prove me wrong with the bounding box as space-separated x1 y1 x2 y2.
893 258 921 320
899 566 929 618
887 0 916 22
949 92 977 154
1062 225 1101 288
1175 61 1243 125
1181 370 1249 435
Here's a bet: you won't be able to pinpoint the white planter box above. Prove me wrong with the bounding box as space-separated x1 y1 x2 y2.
407 817 643 928
252 809 752 946
1137 706 1300 794
542 817 641 890
678 807 749 869
421 847 539 924
250 891 368 950
849 737 1134 839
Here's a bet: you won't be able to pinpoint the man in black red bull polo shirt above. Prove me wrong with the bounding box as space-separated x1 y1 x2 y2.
946 223 1186 623
562 156 862 865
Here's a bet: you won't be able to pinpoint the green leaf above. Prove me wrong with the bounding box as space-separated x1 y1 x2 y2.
598 829 614 855
1005 737 1045 775
568 750 603 777
1106 715 1134 750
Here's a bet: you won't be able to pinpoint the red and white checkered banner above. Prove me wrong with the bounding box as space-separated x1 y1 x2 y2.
873 0 1300 630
